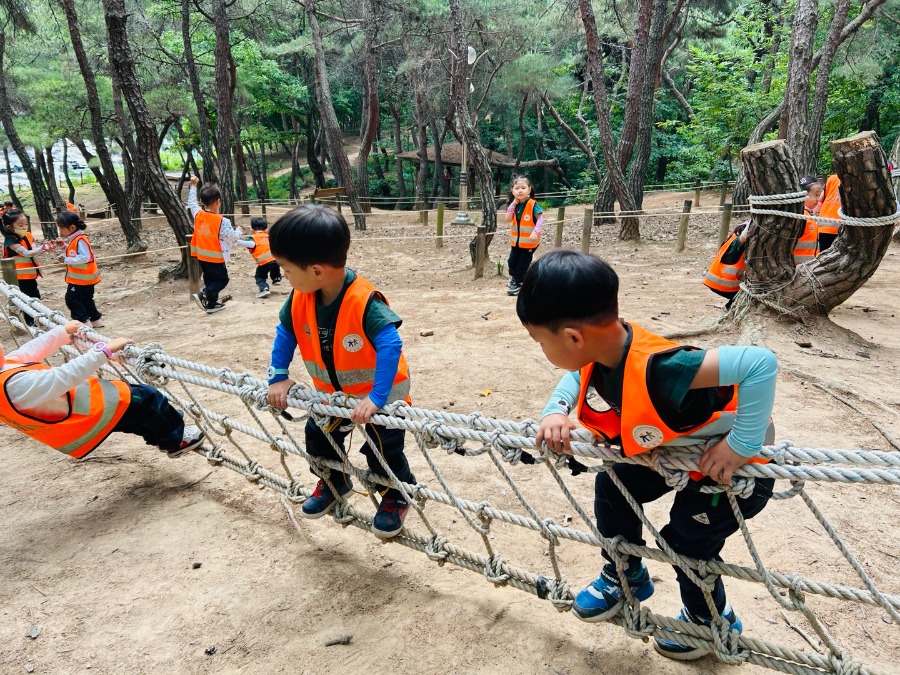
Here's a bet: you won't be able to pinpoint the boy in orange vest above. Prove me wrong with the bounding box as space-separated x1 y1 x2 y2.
188 177 240 314
0 321 204 459
265 205 417 539
519 250 778 661
234 217 282 298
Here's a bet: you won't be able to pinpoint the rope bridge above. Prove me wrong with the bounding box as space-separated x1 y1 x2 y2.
1 283 897 675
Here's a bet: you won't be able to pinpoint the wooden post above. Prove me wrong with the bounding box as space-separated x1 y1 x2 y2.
186 250 201 297
555 206 565 248
580 207 593 253
720 179 729 207
261 198 267 217
436 203 444 249
475 224 486 279
675 199 693 252
1 258 19 287
694 179 701 208
719 202 734 245
421 207 429 227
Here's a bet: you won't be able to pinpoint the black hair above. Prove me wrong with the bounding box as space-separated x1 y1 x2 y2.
57 210 87 231
250 217 268 231
2 201 13 208
507 175 536 203
269 204 350 268
198 183 222 207
800 176 822 193
516 250 619 331
1 208 25 230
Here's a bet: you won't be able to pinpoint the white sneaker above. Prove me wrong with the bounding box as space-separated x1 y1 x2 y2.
91 318 105 329
168 425 204 458
256 289 270 298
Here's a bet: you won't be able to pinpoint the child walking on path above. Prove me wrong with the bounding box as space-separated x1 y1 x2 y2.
188 176 240 314
235 217 282 298
57 211 104 329
520 250 777 661
505 176 543 296
0 321 204 459
2 209 53 326
265 204 417 539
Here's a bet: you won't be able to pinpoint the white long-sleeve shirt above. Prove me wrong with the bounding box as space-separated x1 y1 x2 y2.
2 327 109 418
61 231 92 265
187 186 241 262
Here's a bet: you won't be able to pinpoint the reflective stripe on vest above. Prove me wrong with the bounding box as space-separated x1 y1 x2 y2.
65 234 100 285
794 214 819 264
574 322 769 479
190 211 225 262
291 274 412 404
817 175 841 235
509 199 540 249
0 363 131 458
250 232 276 265
4 232 39 280
703 232 745 293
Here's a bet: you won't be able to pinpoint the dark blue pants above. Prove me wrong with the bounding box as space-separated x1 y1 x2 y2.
65 283 101 323
595 462 774 619
18 278 40 326
304 417 416 501
111 384 185 451
508 246 536 284
254 261 281 292
198 260 229 304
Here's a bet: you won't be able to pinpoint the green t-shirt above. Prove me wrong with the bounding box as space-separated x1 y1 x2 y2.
589 324 730 431
279 269 402 373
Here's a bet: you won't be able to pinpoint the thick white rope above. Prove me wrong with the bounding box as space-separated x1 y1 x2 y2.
748 191 900 227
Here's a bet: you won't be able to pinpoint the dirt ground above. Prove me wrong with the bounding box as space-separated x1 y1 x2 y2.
1 189 898 675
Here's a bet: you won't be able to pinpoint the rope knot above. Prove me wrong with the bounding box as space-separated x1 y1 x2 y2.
332 500 354 525
425 533 450 565
649 450 691 492
620 603 655 640
483 555 510 586
489 429 523 465
204 445 224 465
709 614 748 664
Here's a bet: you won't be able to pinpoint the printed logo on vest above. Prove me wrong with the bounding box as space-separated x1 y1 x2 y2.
692 512 710 525
632 424 664 448
342 334 364 353
523 214 531 221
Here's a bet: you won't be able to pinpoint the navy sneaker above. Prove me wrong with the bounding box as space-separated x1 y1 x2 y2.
372 494 409 539
301 479 352 518
653 605 743 661
191 292 206 311
571 562 655 623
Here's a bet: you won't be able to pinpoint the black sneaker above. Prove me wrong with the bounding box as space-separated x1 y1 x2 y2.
507 281 521 296
372 495 410 539
192 292 207 310
206 302 226 314
272 277 283 285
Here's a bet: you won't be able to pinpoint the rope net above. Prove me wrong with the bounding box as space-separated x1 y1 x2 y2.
1 284 897 675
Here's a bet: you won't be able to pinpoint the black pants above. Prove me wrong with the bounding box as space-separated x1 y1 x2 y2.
818 232 838 251
595 463 774 619
18 278 40 326
254 261 281 292
508 246 537 285
111 384 185 451
65 283 101 323
198 260 229 304
304 417 416 501
708 286 738 310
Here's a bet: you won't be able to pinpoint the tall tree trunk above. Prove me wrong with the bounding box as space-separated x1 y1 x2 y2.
305 0 364 228
3 145 22 210
779 0 818 155
448 0 497 263
737 133 896 320
182 0 216 183
0 27 54 230
412 65 430 210
389 101 407 202
535 102 550 193
102 0 193 275
354 0 379 218
211 0 236 216
305 111 326 188
40 148 65 209
429 117 445 201
62 141 76 203
60 0 145 251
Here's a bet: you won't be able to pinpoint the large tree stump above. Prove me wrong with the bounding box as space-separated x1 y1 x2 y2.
735 132 896 321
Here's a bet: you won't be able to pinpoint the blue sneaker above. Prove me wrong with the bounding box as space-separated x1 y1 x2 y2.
372 494 410 539
571 562 654 622
653 605 743 661
301 478 352 519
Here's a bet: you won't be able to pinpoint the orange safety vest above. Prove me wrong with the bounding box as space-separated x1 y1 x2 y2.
290 274 411 404
509 199 541 250
65 202 79 214
64 233 100 285
575 323 768 480
190 211 225 262
0 362 131 458
249 232 275 266
793 209 819 264
703 231 745 294
4 231 40 280
817 174 841 236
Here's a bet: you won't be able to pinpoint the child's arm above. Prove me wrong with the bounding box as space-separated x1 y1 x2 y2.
9 241 44 256
689 346 778 482
536 370 581 454
233 237 254 249
61 239 91 264
529 214 545 239
266 323 297 409
506 202 516 223
218 217 240 245
187 180 201 218
5 324 76 364
350 324 402 424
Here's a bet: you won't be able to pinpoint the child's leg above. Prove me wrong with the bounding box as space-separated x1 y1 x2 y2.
360 424 415 501
111 384 186 450
508 247 522 284
516 247 536 283
663 478 774 618
84 285 101 322
18 279 40 326
269 262 281 282
303 417 352 489
254 264 269 292
595 463 672 568
65 284 89 322
200 262 229 304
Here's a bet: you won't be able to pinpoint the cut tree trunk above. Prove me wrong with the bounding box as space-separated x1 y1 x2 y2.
737 132 897 321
